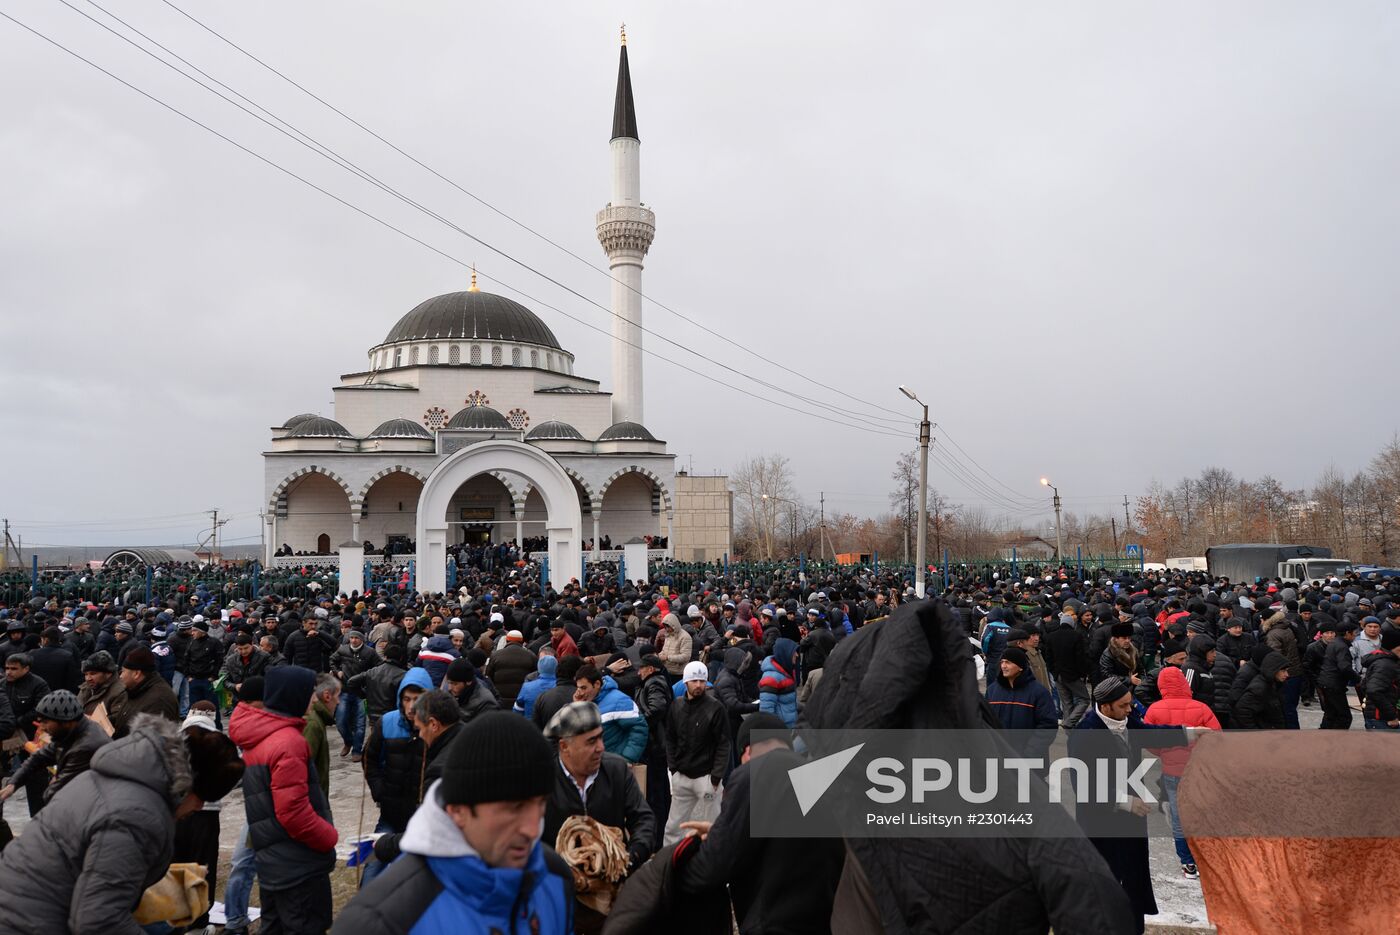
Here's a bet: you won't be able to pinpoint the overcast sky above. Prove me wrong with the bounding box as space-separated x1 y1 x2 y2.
2 1 1397 549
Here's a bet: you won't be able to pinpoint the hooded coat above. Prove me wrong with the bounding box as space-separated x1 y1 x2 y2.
0 714 190 935
758 638 799 728
333 780 574 935
595 675 649 764
804 601 1136 934
365 668 433 832
229 698 338 889
1232 651 1288 730
1262 613 1301 672
660 615 692 676
1144 667 1221 776
512 654 557 718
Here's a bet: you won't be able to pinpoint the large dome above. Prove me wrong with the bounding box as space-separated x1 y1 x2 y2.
381 290 562 349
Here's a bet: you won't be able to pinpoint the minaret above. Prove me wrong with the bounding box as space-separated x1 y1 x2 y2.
597 25 655 426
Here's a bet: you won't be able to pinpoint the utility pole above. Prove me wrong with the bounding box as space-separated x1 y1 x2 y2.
1111 516 1119 556
819 492 827 561
1041 478 1063 563
1123 495 1132 538
899 387 931 599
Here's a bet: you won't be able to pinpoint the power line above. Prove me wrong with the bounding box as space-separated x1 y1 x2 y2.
2 9 907 439
151 0 913 426
57 0 909 433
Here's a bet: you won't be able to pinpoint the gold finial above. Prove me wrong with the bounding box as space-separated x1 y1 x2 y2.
620 23 626 46
468 265 479 292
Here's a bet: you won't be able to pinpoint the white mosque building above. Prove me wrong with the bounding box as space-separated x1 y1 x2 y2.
261 36 731 591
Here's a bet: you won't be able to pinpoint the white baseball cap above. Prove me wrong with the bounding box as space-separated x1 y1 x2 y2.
683 661 709 683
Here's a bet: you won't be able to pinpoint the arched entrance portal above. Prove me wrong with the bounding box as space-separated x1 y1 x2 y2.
415 440 582 592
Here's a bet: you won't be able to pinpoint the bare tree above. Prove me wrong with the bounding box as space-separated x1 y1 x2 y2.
730 455 796 560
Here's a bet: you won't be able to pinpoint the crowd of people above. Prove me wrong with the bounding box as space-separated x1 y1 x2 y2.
0 557 1393 933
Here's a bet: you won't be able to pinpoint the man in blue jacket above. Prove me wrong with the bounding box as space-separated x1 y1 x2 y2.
333 712 574 935
572 664 648 763
984 646 1058 759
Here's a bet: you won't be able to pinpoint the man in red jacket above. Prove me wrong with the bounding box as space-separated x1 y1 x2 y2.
1144 666 1220 880
229 666 339 935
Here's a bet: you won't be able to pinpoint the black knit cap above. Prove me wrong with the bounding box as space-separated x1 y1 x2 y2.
439 711 554 806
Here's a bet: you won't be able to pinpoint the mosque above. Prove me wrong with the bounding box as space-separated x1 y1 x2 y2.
261 34 731 591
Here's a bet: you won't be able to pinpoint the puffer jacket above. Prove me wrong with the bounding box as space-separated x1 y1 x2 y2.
758 638 799 728
415 635 458 688
484 642 536 707
512 655 557 718
181 635 224 680
229 702 338 889
8 716 111 804
364 668 433 832
220 647 272 687
1209 649 1238 726
660 615 693 676
332 641 380 688
348 660 408 718
0 715 188 935
1318 635 1357 692
1144 667 1221 775
804 600 1136 934
1363 650 1400 723
596 676 649 764
1232 651 1288 729
1181 636 1217 707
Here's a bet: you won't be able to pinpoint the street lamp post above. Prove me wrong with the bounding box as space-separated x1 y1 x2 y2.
900 386 931 599
1040 477 1063 563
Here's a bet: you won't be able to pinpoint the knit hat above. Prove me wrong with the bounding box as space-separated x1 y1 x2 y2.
736 712 789 754
82 650 117 674
347 630 365 642
489 612 505 626
1004 628 1030 643
446 657 477 684
264 666 316 718
1161 639 1186 659
1093 677 1131 704
682 661 709 683
192 619 210 633
439 712 554 806
122 647 156 673
239 676 266 704
506 630 524 643
114 621 134 635
35 690 82 722
687 605 702 619
544 701 602 741
1000 647 1030 670
1109 622 1135 638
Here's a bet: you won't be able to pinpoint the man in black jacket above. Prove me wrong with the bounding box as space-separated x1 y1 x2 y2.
674 713 844 935
661 661 730 847
1044 612 1091 728
1363 629 1400 730
1318 622 1358 729
634 654 673 843
182 621 226 728
29 628 80 695
284 617 338 674
331 630 379 758
347 644 407 736
542 701 656 871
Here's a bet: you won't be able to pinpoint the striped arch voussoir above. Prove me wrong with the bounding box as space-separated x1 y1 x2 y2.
269 465 355 509
600 465 673 511
359 465 429 502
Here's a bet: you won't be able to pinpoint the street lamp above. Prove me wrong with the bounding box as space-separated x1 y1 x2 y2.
899 386 931 599
1040 477 1063 563
760 494 798 558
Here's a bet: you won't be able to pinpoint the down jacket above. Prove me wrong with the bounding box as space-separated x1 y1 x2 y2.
757 637 799 728
229 701 338 889
364 668 433 833
0 714 189 935
802 600 1136 935
1143 667 1220 776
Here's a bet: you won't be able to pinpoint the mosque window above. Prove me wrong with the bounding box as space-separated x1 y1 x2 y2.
470 345 481 365
449 345 460 365
428 345 439 365
409 346 419 365
393 348 402 368
511 347 522 367
507 408 530 430
546 353 554 371
530 349 539 368
491 346 503 366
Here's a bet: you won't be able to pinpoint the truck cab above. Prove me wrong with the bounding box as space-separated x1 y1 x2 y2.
1279 559 1352 586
